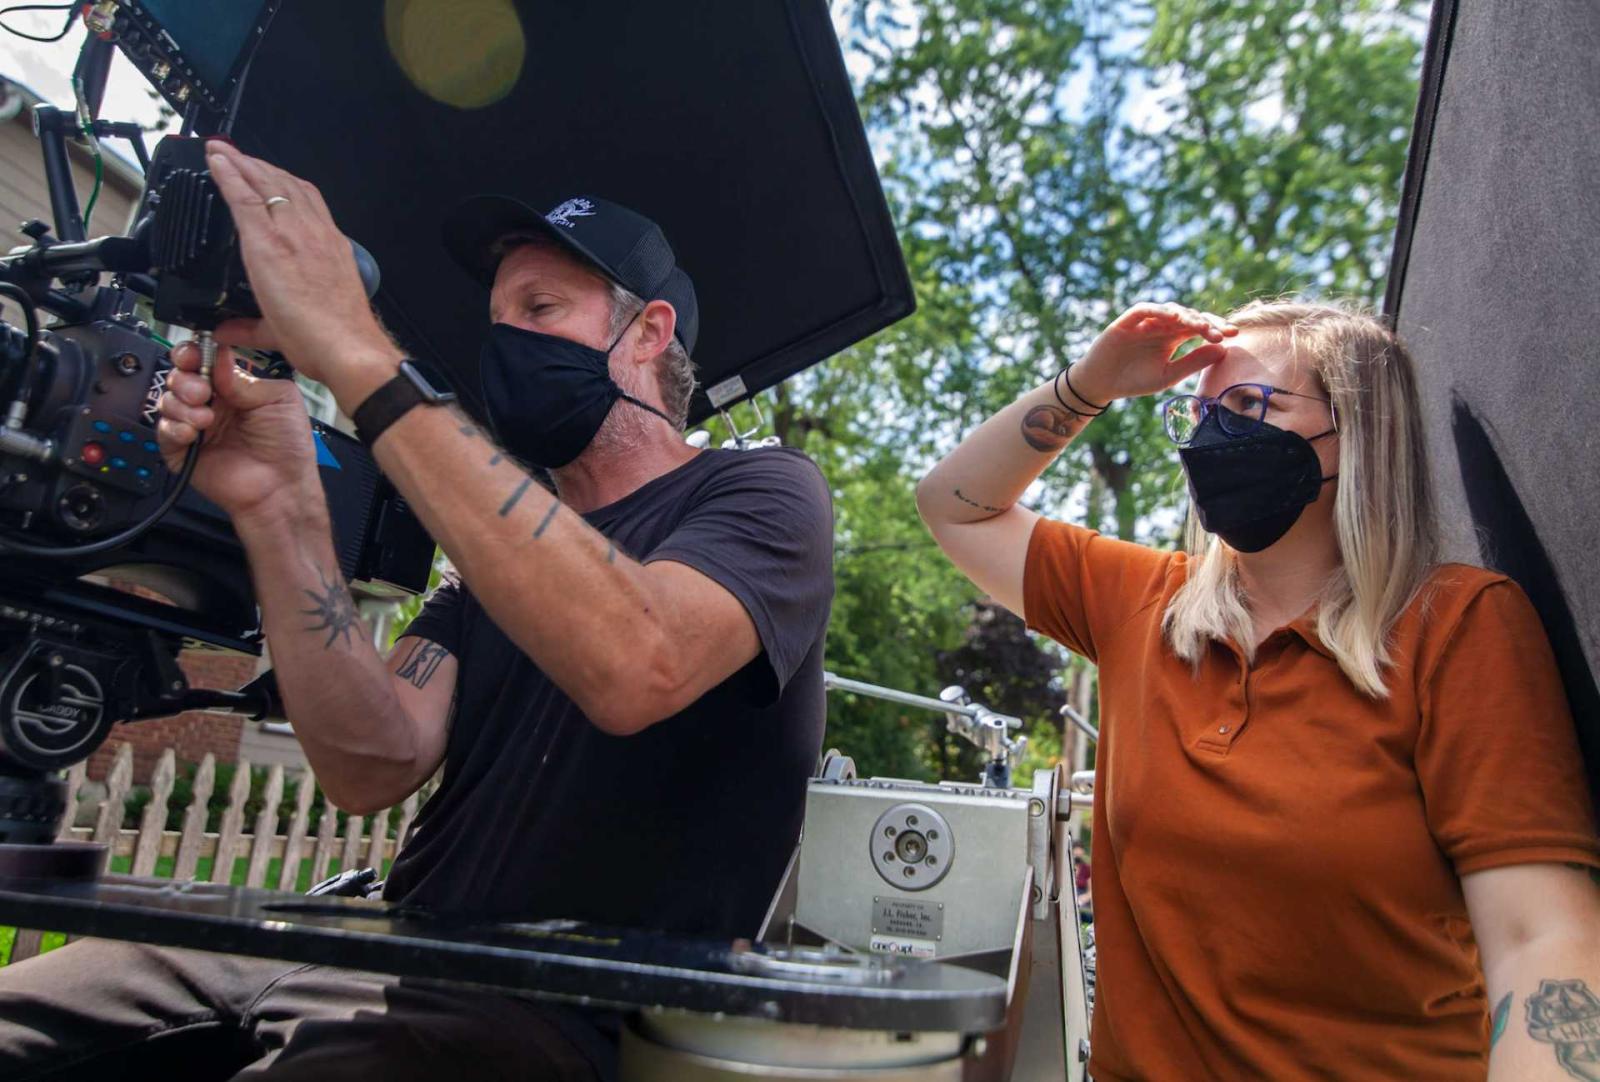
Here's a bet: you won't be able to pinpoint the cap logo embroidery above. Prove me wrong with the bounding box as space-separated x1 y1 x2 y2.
546 198 596 229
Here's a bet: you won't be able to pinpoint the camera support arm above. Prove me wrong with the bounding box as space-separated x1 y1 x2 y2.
821 672 1027 787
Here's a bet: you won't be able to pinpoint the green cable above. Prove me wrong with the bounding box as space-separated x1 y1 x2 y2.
82 145 102 229
80 126 102 231
72 76 103 232
150 331 172 348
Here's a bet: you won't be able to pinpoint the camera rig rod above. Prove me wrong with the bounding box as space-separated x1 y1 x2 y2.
823 671 1020 727
821 672 1027 786
32 106 87 244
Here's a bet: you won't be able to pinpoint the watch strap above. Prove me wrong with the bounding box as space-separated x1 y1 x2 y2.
353 360 450 446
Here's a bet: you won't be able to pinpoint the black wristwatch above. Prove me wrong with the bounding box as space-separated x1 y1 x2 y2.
352 359 457 446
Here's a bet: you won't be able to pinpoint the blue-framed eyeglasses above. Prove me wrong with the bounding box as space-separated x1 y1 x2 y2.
1160 383 1336 446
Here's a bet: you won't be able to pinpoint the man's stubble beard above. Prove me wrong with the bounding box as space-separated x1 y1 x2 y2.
584 358 657 460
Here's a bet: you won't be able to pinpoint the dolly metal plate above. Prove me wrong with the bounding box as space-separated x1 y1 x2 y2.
0 873 1005 1032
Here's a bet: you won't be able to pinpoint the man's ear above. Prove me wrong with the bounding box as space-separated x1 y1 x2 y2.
628 299 678 367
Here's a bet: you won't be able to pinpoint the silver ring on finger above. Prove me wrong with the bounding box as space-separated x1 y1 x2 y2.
265 195 292 210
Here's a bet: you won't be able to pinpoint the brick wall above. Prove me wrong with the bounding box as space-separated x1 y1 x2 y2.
86 651 261 784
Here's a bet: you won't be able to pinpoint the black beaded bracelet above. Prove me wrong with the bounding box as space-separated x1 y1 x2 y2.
1061 362 1110 414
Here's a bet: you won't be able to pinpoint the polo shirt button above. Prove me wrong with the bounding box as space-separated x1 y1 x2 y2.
1218 725 1230 734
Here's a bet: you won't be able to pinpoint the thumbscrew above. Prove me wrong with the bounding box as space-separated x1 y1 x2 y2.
196 330 218 383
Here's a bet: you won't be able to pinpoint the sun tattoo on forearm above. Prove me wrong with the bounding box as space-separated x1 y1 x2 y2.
301 567 358 649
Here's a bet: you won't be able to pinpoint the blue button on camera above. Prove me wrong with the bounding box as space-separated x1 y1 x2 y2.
143 440 159 453
110 457 128 469
92 420 111 433
118 431 135 443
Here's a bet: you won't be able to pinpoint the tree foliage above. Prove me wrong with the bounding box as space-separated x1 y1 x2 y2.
789 0 1425 780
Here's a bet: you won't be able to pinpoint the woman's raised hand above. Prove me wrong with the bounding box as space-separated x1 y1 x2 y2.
1068 303 1238 407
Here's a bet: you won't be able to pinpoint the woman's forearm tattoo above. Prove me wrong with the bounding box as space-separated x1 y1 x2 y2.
1491 992 1512 1050
954 488 1003 513
1020 404 1084 453
1525 978 1600 1079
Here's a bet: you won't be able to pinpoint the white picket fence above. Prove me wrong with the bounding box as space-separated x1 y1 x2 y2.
7 742 426 965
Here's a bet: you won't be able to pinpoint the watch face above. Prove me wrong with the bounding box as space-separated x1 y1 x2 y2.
401 359 459 403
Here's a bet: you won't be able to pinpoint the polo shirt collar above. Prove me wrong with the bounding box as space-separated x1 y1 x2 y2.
1286 609 1336 660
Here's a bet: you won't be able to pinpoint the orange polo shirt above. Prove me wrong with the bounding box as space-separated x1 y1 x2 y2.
1024 519 1600 1081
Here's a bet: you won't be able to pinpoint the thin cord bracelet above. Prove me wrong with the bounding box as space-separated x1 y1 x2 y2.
1062 362 1110 414
1052 370 1097 417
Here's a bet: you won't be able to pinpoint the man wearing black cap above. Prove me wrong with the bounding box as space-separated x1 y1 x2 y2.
0 143 833 1079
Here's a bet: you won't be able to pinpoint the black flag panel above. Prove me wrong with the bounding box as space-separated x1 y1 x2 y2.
230 0 911 424
1387 0 1600 809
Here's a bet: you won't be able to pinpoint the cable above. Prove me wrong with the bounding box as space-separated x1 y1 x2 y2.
73 76 103 232
221 51 256 135
0 2 79 44
0 434 202 558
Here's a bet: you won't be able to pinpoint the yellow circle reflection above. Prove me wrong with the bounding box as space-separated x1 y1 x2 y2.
384 0 526 110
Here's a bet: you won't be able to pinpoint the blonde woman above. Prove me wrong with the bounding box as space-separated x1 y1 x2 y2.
918 301 1600 1081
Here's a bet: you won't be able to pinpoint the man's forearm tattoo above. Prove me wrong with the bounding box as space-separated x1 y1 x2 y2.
1020 404 1083 453
395 640 449 689
1491 991 1512 1050
1526 978 1600 1079
954 487 1003 514
498 476 533 517
300 567 358 649
532 500 561 539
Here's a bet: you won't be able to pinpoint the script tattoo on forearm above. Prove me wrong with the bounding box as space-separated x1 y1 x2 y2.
954 488 1003 514
1020 404 1083 453
1525 978 1600 1080
300 567 358 649
395 640 449 689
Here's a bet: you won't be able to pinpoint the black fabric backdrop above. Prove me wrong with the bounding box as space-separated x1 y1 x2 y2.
1387 0 1600 810
227 0 911 425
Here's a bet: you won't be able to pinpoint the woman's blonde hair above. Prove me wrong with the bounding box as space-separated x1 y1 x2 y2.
1160 299 1439 697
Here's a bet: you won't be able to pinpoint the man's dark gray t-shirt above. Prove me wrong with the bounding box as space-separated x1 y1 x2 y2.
383 447 833 938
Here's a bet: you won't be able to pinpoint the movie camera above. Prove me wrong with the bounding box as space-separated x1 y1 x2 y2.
0 35 432 841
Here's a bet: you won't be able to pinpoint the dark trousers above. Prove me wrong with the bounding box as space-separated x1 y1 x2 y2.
0 938 607 1081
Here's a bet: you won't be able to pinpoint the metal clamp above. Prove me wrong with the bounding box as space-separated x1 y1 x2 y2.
937 686 1027 776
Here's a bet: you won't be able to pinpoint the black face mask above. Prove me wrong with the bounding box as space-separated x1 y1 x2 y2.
1178 406 1338 553
478 320 673 469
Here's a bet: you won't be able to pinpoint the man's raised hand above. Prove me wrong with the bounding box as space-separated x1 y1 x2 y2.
202 141 400 396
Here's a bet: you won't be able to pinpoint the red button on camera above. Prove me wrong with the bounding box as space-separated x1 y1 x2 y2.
82 442 106 465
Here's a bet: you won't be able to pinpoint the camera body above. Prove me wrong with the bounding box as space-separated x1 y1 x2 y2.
0 295 174 540
0 129 432 807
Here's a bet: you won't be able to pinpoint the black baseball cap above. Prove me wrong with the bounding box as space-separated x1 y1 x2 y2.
443 194 699 354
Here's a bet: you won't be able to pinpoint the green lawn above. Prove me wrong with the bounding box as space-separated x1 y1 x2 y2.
0 856 393 967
